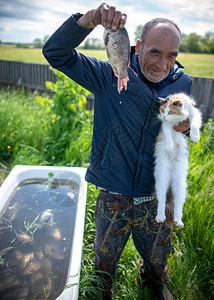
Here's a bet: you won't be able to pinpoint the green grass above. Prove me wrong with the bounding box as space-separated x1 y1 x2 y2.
177 53 214 77
0 86 213 299
0 44 47 64
0 44 214 77
0 89 49 164
78 48 108 60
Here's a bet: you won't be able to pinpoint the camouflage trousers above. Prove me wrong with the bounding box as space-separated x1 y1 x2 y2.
94 191 173 295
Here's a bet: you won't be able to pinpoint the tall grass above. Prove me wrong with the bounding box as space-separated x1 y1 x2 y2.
0 88 50 165
0 83 213 299
168 120 214 299
0 72 93 169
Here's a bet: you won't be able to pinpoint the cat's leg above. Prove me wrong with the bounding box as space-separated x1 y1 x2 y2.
189 106 202 143
190 123 200 142
171 154 188 227
162 123 174 152
155 156 171 223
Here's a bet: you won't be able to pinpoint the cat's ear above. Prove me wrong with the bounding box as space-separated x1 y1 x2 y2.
158 97 168 104
173 101 183 107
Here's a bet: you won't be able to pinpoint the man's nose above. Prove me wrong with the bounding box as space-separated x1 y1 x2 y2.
156 56 167 70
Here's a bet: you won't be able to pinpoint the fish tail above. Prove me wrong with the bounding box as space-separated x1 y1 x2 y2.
117 76 129 94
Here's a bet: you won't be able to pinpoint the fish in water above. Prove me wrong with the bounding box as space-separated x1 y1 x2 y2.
103 28 130 93
0 247 15 257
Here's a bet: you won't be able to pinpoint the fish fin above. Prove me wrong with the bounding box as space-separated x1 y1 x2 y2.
113 68 119 77
104 32 110 47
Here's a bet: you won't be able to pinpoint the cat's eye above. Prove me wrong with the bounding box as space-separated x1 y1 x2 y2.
169 111 173 115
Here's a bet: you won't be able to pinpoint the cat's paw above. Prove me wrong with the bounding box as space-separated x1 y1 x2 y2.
174 218 184 228
190 127 200 143
155 214 166 223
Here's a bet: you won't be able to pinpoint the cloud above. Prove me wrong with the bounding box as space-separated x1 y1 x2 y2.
155 0 214 20
0 0 40 21
123 0 214 43
0 0 213 43
0 0 98 42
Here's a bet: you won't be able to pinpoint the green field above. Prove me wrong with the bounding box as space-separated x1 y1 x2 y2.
0 44 213 77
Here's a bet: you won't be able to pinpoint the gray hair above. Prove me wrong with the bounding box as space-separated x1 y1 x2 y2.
140 18 181 44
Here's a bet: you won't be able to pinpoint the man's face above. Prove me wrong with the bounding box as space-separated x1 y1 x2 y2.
135 24 181 83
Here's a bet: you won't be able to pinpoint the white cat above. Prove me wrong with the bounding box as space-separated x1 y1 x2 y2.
154 93 202 227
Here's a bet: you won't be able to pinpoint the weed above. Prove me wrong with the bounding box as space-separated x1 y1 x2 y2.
0 255 5 265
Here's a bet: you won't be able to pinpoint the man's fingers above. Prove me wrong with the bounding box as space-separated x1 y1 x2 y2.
118 13 127 29
91 3 108 27
120 14 127 28
100 3 110 27
174 118 190 132
111 11 127 31
98 3 127 30
106 6 116 28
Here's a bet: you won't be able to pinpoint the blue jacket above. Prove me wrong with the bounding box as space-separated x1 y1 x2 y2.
43 13 192 197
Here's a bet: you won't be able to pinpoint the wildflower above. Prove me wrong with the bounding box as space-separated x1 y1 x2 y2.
7 145 11 149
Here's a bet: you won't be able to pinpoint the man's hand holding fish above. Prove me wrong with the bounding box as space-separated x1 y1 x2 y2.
77 3 127 31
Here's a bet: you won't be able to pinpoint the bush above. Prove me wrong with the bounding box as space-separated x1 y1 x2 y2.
43 69 93 165
0 88 49 164
0 71 93 168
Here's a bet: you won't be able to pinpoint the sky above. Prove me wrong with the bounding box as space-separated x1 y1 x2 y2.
0 0 214 45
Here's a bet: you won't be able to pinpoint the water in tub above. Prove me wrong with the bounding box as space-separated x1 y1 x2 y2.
0 176 80 299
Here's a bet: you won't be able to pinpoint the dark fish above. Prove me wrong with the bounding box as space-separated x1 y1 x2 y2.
0 247 15 257
104 28 130 93
40 209 53 224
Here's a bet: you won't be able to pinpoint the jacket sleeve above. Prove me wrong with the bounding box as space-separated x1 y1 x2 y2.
42 13 113 95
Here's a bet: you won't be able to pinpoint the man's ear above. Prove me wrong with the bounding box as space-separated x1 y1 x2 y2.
135 39 142 55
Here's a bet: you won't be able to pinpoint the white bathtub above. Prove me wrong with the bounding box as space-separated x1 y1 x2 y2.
0 165 88 300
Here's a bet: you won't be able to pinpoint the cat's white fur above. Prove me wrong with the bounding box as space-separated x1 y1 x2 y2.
154 93 202 227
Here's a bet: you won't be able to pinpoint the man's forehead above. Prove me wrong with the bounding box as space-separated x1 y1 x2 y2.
148 23 181 40
152 22 179 32
143 24 181 49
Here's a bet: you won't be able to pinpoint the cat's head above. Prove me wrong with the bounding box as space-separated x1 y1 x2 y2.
158 95 189 124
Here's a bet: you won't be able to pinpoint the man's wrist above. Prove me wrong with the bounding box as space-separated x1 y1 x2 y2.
182 128 190 136
77 10 97 29
88 10 97 28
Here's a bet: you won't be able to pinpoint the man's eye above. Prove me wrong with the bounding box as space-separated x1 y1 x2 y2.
149 49 161 56
151 52 160 56
168 56 176 60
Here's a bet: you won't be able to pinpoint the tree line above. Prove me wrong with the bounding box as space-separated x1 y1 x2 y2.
10 26 213 54
83 26 214 53
134 25 214 54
